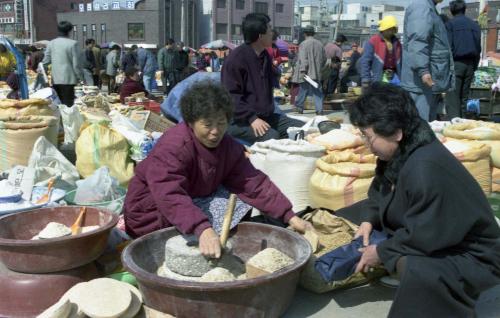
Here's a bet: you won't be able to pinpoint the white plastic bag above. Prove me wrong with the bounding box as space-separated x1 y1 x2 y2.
109 110 154 161
59 104 84 144
74 166 121 204
28 136 80 190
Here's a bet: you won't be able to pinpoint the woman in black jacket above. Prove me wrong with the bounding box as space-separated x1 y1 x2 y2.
338 83 500 317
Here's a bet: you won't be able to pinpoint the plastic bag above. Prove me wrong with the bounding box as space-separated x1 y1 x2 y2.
109 110 155 161
74 167 121 204
59 104 84 144
27 136 80 190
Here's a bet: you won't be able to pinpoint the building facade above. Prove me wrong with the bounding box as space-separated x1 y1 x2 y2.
199 0 294 46
57 0 198 49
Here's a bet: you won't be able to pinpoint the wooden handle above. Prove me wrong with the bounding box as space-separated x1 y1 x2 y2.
71 207 86 235
220 194 237 248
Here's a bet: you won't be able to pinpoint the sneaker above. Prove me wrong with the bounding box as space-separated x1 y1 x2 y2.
378 275 400 288
295 108 303 114
316 111 324 115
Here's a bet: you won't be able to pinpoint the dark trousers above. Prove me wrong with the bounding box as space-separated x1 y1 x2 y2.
162 71 179 95
227 114 303 145
445 60 476 119
324 68 339 95
340 74 361 93
53 84 75 107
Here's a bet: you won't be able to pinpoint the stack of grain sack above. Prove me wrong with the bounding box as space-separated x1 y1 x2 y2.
307 125 377 211
443 120 500 194
0 98 60 171
249 139 326 212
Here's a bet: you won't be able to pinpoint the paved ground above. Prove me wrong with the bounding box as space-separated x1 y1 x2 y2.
284 283 500 318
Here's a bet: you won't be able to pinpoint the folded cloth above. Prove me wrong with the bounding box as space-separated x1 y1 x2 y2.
315 230 387 282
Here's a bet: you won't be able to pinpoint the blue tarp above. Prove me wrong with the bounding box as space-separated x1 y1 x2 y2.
160 72 221 122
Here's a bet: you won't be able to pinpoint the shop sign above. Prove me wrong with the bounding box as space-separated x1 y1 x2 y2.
87 3 92 11
79 3 85 12
94 2 100 10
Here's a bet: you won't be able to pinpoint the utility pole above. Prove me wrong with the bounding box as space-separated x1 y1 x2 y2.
333 0 343 42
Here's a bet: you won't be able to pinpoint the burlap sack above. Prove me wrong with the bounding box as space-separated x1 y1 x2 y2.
0 98 54 118
443 121 500 168
309 151 376 211
492 167 500 193
299 209 384 293
0 116 52 170
76 122 134 186
443 139 492 195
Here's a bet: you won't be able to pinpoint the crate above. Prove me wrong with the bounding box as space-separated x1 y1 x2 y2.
127 100 162 114
128 110 175 133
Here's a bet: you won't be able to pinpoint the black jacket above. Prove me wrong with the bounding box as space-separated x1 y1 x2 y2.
352 120 499 275
446 14 481 67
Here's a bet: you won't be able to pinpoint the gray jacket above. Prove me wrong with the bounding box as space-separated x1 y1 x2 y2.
42 37 83 85
401 0 455 94
106 50 120 76
298 37 326 82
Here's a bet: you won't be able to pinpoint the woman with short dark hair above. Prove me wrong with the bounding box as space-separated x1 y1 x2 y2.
124 82 312 258
338 83 500 317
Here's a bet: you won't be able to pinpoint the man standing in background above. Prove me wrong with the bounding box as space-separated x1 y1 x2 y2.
445 0 481 119
82 38 96 86
400 0 454 121
158 39 180 95
323 34 347 96
42 21 83 107
294 25 326 115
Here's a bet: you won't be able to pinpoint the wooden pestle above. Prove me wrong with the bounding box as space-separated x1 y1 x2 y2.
220 194 237 248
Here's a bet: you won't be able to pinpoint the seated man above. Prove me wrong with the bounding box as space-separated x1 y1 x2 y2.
123 82 311 258
221 13 303 144
337 83 500 317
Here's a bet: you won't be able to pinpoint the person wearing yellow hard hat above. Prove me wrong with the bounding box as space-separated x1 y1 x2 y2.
359 15 402 89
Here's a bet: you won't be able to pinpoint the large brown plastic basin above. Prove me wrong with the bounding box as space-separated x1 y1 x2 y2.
0 206 119 273
122 222 312 318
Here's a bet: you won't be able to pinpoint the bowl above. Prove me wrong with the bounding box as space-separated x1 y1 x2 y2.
0 206 119 273
0 261 99 317
0 190 23 203
122 222 312 318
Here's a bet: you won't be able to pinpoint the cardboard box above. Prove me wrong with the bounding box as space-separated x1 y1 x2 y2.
128 110 175 133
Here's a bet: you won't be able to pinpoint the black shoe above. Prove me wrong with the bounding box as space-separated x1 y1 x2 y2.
296 108 303 114
316 111 324 115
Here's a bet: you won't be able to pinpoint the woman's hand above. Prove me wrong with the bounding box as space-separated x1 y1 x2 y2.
199 227 221 259
288 216 314 233
355 244 381 273
354 222 373 247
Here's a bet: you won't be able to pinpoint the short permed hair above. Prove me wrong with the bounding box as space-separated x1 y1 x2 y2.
242 13 270 44
85 38 95 46
348 83 421 138
180 82 233 124
450 0 466 16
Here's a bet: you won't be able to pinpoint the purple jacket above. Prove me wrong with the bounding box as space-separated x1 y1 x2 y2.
123 123 295 238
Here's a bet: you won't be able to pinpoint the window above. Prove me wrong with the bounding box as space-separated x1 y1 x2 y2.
299 7 304 14
232 25 241 35
276 27 291 36
236 0 244 10
216 0 225 9
91 24 96 38
276 3 284 13
128 23 144 40
255 2 268 14
216 23 227 34
72 25 77 40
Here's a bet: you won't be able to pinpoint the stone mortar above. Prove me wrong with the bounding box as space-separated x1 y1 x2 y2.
164 235 239 277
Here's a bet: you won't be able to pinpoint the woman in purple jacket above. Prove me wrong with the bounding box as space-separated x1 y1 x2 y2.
123 82 312 258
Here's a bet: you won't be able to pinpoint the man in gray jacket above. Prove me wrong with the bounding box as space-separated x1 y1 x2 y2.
295 25 326 115
401 0 454 121
42 21 83 107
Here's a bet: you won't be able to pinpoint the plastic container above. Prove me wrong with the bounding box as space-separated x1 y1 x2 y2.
0 206 119 273
0 190 23 203
122 222 312 318
64 187 126 214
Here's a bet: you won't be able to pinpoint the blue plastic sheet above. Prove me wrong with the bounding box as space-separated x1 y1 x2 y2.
315 230 387 282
